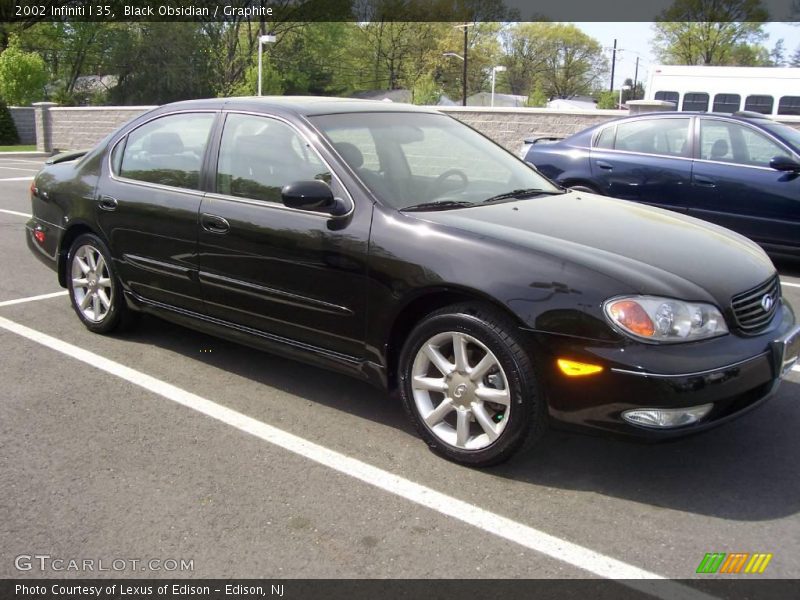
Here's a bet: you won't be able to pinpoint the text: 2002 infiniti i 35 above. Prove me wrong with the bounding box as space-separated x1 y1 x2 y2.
27 97 800 466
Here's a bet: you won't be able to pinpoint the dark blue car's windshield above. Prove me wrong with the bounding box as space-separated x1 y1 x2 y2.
759 121 800 154
310 112 560 210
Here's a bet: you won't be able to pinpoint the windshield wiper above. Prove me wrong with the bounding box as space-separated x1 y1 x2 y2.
482 188 564 204
401 200 475 212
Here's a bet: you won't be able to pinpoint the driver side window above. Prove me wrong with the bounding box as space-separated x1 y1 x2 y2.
216 114 330 203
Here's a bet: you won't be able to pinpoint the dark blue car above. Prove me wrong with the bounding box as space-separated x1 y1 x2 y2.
521 112 800 258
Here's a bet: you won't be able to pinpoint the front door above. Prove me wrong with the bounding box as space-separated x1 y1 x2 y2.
197 113 371 360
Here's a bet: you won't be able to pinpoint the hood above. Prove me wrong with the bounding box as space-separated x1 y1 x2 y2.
416 191 776 305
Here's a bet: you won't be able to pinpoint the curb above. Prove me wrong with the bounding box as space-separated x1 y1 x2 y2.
0 151 51 159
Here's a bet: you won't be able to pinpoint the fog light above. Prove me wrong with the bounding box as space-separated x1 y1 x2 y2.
622 404 713 429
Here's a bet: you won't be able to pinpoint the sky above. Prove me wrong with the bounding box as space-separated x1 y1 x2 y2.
574 22 800 91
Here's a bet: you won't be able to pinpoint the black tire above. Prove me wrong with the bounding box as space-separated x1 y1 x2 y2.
66 233 137 334
398 303 546 467
568 183 601 195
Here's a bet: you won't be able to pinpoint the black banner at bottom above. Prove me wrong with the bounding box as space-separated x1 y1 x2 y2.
3 579 799 600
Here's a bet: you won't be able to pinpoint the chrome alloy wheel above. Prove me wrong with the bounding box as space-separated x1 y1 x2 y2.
70 244 113 323
411 331 511 450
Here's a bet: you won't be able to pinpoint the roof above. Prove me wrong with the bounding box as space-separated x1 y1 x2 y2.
158 96 440 117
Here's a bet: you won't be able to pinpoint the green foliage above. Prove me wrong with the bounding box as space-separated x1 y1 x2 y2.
525 83 548 107
0 99 19 145
501 23 607 99
412 73 441 105
652 0 769 65
0 37 47 105
229 60 284 97
596 91 618 110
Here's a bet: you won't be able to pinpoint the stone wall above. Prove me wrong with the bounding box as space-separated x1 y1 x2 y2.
29 102 800 155
8 107 35 145
438 106 628 152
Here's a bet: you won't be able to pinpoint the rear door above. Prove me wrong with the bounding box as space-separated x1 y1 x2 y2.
590 116 693 211
688 117 800 252
97 111 217 313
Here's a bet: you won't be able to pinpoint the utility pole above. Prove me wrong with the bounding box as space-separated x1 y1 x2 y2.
633 56 640 99
609 39 617 93
462 25 468 106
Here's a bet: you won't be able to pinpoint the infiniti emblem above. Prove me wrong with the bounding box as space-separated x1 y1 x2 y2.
453 383 468 398
761 294 774 312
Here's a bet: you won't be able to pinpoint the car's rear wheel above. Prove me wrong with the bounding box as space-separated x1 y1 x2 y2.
67 233 136 334
398 303 546 467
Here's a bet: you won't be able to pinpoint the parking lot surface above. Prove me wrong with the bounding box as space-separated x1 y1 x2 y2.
1 157 799 585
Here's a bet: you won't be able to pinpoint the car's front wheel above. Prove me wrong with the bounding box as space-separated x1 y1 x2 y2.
67 233 135 334
398 304 546 467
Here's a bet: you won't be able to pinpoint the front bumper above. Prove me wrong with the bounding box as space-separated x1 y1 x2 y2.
529 301 797 439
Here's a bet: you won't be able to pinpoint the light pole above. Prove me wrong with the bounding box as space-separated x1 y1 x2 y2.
257 33 276 96
490 66 506 107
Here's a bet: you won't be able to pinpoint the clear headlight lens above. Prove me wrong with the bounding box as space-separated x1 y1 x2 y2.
605 296 728 343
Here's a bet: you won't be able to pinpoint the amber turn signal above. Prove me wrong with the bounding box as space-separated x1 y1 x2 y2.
557 359 604 377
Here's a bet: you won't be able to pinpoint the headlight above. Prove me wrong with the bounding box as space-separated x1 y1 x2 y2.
604 296 728 343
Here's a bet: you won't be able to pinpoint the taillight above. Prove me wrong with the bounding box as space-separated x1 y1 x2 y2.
34 229 45 244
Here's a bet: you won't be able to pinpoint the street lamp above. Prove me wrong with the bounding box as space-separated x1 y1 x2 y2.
490 66 506 107
257 33 276 96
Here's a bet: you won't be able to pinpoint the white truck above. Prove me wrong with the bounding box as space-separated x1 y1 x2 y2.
645 65 800 116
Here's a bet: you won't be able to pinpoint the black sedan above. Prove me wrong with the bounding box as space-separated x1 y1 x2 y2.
26 98 800 466
521 111 800 258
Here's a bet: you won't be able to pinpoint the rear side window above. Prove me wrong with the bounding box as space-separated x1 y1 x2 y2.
713 94 740 113
595 126 615 149
682 93 709 112
744 95 774 115
118 113 215 190
778 96 800 116
613 118 691 157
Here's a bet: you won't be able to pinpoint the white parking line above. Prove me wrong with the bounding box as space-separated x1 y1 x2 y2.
0 314 716 599
0 176 34 182
782 281 800 289
0 291 67 307
0 166 38 172
0 208 31 218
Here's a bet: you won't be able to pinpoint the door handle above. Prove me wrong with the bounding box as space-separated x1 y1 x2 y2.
595 161 613 170
98 195 118 211
693 176 717 188
200 213 230 234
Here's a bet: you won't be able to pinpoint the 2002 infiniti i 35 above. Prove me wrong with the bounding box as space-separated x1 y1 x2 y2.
26 97 800 466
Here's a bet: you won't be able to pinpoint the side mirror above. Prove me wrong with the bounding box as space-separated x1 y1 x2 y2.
281 180 352 217
769 155 800 173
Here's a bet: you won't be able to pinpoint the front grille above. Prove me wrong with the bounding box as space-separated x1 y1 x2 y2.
730 275 780 334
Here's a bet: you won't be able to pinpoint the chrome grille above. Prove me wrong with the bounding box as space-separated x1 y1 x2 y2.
731 275 780 333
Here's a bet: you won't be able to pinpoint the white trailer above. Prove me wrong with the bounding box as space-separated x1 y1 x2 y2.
645 65 800 116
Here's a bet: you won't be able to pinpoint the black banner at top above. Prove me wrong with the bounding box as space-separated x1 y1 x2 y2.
2 0 800 23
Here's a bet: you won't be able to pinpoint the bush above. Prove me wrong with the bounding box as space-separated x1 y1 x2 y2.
0 100 20 145
0 38 48 106
596 91 618 110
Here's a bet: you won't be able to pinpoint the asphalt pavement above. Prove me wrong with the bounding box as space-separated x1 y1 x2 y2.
1 157 798 587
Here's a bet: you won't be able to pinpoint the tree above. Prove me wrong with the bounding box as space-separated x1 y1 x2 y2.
791 46 800 67
0 37 47 105
504 23 606 99
652 0 769 65
525 83 548 107
770 39 786 67
412 73 441 105
0 99 19 144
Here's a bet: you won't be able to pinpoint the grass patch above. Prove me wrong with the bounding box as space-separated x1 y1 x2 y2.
0 145 36 152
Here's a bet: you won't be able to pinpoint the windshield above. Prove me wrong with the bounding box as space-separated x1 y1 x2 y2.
309 112 561 210
759 121 800 154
